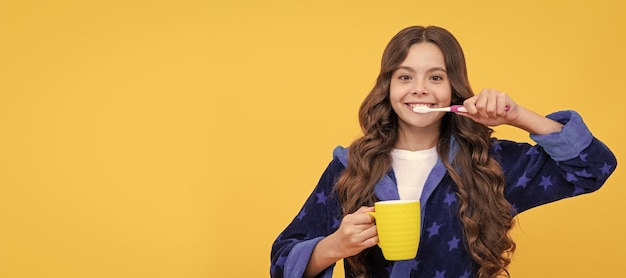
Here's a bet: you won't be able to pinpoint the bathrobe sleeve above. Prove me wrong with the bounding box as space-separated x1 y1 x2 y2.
270 158 346 278
495 110 617 213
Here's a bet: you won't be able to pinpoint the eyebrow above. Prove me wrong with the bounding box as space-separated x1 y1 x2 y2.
395 66 447 73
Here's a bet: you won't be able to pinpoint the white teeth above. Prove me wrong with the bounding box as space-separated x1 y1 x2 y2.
410 104 432 108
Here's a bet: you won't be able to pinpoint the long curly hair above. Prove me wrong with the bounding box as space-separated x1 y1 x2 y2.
334 26 516 278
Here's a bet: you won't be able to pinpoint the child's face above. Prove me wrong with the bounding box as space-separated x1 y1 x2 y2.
389 42 452 133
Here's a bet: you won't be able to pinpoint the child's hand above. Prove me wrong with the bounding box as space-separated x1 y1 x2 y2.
327 206 378 259
304 206 379 277
458 88 521 127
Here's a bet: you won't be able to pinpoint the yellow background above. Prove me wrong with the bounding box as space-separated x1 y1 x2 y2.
1 1 624 277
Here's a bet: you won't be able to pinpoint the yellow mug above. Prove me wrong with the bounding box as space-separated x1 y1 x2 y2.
367 200 420 260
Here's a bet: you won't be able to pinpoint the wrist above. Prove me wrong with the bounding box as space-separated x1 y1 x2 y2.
305 233 344 278
318 233 344 261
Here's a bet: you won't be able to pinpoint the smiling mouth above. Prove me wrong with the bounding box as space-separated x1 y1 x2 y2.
409 103 436 109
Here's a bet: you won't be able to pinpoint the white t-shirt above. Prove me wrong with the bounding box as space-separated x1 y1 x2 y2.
391 147 438 200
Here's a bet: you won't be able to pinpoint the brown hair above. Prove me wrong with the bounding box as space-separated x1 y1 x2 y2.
334 26 516 277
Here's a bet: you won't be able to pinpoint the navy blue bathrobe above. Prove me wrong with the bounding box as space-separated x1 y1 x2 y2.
270 111 617 278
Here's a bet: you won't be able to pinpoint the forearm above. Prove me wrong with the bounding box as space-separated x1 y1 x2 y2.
510 106 563 135
304 234 342 278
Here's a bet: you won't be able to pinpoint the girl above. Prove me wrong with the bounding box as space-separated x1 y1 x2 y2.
270 26 616 278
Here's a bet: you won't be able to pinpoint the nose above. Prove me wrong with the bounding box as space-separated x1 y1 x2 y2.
411 80 428 95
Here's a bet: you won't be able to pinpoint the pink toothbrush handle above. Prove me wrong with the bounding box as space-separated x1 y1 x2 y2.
449 105 467 112
450 105 510 112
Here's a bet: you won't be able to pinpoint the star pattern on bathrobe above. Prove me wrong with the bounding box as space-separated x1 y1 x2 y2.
427 222 442 238
447 235 461 251
539 175 553 190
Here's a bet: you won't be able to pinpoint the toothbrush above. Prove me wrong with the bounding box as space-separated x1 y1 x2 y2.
412 105 511 113
412 105 467 113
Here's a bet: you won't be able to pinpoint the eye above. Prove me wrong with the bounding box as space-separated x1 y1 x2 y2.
398 74 412 81
430 75 444 81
